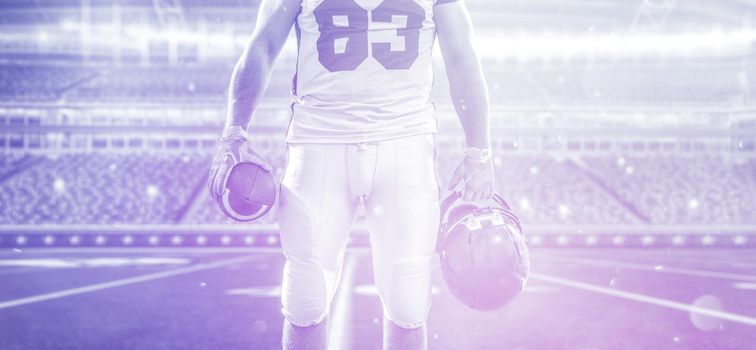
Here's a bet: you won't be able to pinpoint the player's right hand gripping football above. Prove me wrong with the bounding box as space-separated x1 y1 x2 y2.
208 126 272 202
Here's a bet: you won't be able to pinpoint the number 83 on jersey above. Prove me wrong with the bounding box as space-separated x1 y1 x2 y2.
311 0 427 72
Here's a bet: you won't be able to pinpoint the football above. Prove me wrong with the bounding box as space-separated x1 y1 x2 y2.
216 162 276 222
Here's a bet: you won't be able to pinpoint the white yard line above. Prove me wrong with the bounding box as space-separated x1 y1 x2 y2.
543 255 756 282
0 255 256 310
631 254 756 270
0 267 49 276
328 255 356 350
550 252 756 270
531 272 756 327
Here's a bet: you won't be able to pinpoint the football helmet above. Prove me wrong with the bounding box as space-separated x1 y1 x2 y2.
437 192 530 311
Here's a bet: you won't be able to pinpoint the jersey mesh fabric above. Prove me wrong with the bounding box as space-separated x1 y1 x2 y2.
288 0 448 144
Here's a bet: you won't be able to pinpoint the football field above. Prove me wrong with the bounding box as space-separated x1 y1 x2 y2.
2 0 756 349
2 246 755 350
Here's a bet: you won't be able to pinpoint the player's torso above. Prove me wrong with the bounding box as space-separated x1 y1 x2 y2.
289 0 440 143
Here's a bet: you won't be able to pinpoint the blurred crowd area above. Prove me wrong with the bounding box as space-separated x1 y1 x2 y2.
1 150 754 226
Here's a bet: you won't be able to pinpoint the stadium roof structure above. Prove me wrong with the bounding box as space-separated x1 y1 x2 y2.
0 0 755 31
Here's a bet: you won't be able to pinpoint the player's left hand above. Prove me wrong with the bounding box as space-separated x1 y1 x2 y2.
448 156 495 202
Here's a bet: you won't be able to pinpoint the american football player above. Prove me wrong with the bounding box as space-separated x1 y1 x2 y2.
208 0 493 348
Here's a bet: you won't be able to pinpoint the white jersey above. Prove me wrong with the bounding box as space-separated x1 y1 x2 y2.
287 0 457 143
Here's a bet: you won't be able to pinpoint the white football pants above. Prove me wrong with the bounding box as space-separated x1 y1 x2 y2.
277 133 440 329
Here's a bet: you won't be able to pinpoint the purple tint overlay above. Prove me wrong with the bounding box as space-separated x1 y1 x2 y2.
218 162 276 221
313 0 425 71
1 249 754 348
313 0 369 72
1 152 755 226
371 0 424 70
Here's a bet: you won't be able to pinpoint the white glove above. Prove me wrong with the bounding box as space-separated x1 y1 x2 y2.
208 126 272 201
447 147 495 202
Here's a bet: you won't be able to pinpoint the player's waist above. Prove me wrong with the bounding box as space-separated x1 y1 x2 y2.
290 99 435 122
285 125 438 144
286 105 438 144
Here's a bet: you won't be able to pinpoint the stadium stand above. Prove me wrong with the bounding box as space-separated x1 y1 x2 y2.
582 155 756 225
0 153 27 175
2 61 742 105
0 152 206 224
0 64 97 100
472 66 744 106
66 67 232 101
2 148 753 226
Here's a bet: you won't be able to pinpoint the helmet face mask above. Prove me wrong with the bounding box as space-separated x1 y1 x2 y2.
437 192 530 311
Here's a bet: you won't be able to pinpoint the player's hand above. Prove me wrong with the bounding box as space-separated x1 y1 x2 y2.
208 127 271 201
448 155 495 202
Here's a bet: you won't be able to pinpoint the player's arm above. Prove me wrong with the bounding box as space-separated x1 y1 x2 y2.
435 0 495 201
226 0 301 129
209 0 300 201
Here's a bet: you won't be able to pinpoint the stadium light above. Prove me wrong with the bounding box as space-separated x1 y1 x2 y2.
53 178 65 194
37 31 49 43
61 20 78 31
120 25 236 47
475 29 756 60
146 185 159 198
519 197 531 210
